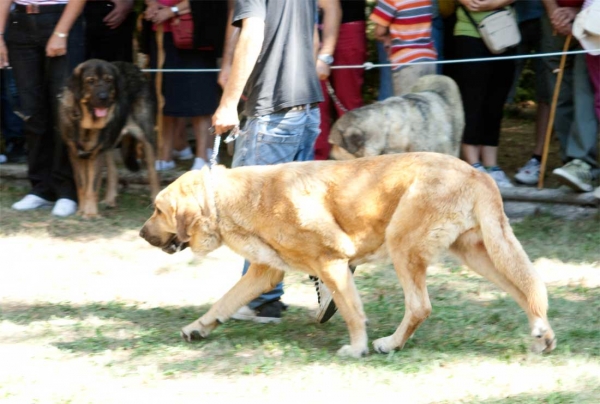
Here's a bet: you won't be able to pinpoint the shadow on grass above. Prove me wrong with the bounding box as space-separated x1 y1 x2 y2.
458 387 600 404
2 282 599 375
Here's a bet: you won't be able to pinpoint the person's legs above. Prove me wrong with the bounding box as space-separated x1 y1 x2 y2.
376 41 394 101
191 115 211 169
232 106 320 319
431 15 444 74
552 54 598 192
587 54 600 121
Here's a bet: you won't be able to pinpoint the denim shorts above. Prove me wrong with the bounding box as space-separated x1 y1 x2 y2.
232 105 321 168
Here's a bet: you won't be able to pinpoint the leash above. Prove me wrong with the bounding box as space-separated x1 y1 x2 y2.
325 81 349 114
208 125 240 168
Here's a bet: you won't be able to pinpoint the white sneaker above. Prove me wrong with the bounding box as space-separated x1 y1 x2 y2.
51 198 78 217
155 160 176 171
0 154 6 164
191 157 207 170
313 276 337 324
11 194 53 211
552 159 593 192
173 146 194 161
487 167 514 188
514 158 541 185
472 162 487 173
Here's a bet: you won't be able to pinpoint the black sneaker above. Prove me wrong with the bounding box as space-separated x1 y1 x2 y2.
312 265 356 324
231 300 287 324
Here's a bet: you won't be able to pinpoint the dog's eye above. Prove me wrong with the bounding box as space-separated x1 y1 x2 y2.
104 75 113 83
85 77 96 84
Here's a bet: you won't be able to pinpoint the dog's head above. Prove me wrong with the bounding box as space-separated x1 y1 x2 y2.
140 167 222 256
328 111 366 159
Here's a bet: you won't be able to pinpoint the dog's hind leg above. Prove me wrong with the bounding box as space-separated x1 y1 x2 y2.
450 226 556 354
101 150 118 208
317 259 368 358
180 263 285 342
372 203 458 354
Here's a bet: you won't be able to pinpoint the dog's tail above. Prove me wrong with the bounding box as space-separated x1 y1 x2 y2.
473 183 548 319
120 135 141 172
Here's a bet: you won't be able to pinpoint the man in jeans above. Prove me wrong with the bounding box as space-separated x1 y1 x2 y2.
212 0 326 322
0 0 86 217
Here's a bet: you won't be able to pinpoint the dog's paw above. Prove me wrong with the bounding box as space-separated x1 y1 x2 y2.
372 336 394 354
529 319 556 354
530 334 557 354
336 344 368 358
180 321 212 343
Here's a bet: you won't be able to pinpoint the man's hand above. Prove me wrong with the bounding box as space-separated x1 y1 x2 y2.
104 0 134 29
46 34 68 57
551 7 578 35
0 38 9 67
316 59 331 81
144 0 160 21
151 5 175 25
212 105 240 135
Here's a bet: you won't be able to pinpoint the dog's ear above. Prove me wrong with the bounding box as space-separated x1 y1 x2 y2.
341 126 365 155
67 62 86 101
175 197 199 243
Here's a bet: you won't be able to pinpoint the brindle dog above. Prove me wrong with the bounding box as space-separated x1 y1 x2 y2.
59 59 160 218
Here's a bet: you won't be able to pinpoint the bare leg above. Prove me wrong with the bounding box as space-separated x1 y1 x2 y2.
481 145 498 168
191 115 211 160
159 116 176 161
462 144 482 165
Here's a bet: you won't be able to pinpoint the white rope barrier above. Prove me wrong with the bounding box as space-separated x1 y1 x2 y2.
138 48 600 73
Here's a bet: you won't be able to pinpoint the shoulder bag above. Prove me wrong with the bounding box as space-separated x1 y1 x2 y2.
461 6 521 54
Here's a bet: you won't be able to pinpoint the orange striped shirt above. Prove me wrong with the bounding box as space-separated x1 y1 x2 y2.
370 0 437 70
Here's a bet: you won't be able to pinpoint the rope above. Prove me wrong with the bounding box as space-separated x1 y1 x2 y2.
138 48 600 73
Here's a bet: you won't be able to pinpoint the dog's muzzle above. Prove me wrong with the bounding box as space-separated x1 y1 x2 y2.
140 227 189 254
162 235 189 255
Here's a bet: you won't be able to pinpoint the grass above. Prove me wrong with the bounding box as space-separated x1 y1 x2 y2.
1 178 599 403
0 110 599 402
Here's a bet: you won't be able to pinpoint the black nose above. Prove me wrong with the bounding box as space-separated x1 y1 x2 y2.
139 227 146 239
98 92 108 100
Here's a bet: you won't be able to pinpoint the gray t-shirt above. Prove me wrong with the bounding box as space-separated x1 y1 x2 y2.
233 0 323 117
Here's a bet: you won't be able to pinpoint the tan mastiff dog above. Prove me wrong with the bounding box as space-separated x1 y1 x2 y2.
139 153 556 358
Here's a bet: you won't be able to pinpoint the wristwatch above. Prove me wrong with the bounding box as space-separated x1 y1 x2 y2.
318 54 334 65
170 6 179 16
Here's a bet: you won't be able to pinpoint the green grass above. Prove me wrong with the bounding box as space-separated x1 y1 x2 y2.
1 175 599 402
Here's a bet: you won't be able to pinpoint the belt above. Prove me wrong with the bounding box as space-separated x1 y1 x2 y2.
280 102 319 113
14 3 67 14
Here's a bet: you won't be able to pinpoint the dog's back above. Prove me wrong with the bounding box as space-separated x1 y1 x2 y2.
329 75 464 160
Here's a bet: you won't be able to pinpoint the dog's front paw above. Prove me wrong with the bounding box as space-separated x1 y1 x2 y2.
372 336 395 354
100 198 117 209
180 321 212 343
337 344 368 358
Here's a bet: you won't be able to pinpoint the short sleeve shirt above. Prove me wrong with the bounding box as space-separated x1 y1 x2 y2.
233 0 323 116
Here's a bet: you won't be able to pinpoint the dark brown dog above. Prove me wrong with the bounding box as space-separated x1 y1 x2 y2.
59 59 159 218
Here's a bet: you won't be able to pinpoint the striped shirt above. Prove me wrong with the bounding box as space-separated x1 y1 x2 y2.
15 0 69 4
370 0 437 70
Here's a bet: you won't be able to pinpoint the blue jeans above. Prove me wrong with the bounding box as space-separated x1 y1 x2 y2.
233 105 320 308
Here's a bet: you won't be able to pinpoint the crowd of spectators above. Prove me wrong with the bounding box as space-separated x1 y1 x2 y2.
1 0 599 217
